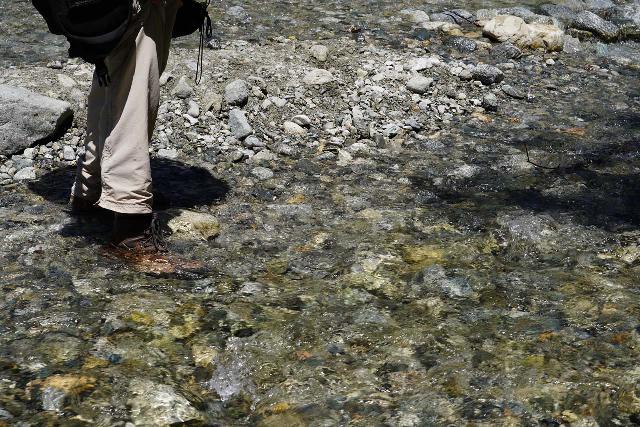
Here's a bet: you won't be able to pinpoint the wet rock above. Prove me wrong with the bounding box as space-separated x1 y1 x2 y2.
501 84 526 99
491 42 523 59
354 306 392 326
327 342 346 355
483 15 564 51
472 64 504 85
431 9 476 26
166 209 220 241
171 76 193 99
477 7 553 24
540 4 576 22
448 36 477 53
128 379 203 426
303 69 334 85
497 212 556 245
414 265 474 298
570 11 619 41
406 75 434 94
228 109 252 139
0 85 73 156
225 79 250 106
309 44 329 62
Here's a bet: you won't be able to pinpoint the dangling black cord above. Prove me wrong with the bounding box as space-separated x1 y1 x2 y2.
195 0 212 85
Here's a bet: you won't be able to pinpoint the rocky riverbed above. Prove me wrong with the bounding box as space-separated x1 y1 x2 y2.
1 0 640 425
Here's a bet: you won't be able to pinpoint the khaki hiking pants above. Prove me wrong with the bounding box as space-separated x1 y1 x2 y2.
71 0 180 214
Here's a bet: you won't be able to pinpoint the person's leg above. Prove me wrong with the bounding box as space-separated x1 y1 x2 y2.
96 0 179 215
70 78 107 206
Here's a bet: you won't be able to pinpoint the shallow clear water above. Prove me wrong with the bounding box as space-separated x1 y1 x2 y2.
2 0 640 425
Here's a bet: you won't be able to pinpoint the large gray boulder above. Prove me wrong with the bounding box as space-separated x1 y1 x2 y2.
0 85 73 156
571 10 619 41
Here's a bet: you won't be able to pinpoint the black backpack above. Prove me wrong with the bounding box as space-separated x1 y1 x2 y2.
32 0 132 86
33 0 211 85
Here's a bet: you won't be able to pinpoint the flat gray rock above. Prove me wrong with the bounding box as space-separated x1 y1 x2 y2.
224 79 249 106
228 109 252 140
571 10 619 41
406 75 434 94
0 85 73 156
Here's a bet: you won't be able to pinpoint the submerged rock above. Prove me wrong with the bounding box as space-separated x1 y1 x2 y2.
0 85 73 156
413 265 474 298
166 209 220 241
128 379 203 426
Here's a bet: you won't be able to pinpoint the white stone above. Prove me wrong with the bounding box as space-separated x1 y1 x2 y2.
303 69 334 85
483 15 564 51
406 75 434 94
62 145 75 161
271 96 288 107
187 100 200 118
284 121 307 136
310 44 329 62
57 74 77 88
157 148 178 159
13 167 36 181
400 9 430 24
251 166 274 180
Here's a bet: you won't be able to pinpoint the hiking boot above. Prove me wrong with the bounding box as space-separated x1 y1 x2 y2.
104 213 205 276
109 213 166 253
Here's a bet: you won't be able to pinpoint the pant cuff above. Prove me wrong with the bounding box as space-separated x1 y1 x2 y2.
97 197 152 214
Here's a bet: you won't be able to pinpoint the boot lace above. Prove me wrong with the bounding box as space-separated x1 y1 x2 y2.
144 214 168 252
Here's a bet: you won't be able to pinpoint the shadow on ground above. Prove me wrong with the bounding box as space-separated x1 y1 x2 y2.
411 134 640 232
28 158 230 243
28 158 230 210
